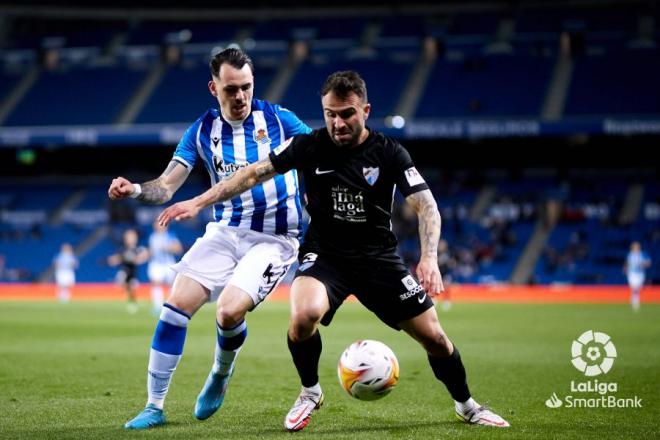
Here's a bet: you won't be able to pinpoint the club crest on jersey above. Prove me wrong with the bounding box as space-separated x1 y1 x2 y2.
253 128 271 145
363 167 380 186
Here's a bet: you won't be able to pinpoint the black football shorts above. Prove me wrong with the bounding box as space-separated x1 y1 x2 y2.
294 251 434 330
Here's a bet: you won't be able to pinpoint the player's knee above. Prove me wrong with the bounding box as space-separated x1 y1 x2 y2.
216 305 246 327
422 331 453 357
291 304 323 328
289 308 323 341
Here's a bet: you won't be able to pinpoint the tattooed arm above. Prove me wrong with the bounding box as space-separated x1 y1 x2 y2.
405 189 444 295
108 161 190 205
158 157 278 226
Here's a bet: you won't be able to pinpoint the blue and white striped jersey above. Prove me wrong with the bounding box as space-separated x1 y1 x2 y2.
149 231 179 265
626 250 650 277
54 252 77 272
174 99 311 238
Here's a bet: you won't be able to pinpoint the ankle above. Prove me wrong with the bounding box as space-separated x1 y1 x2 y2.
147 398 164 410
302 383 322 396
455 397 478 414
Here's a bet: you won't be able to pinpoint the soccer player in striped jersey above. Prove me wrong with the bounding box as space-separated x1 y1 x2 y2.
624 241 651 311
53 243 78 303
108 47 311 429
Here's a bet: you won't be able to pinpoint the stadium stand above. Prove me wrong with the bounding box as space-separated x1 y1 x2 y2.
5 66 148 126
0 1 657 286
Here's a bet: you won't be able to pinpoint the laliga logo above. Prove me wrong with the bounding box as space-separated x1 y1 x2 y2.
571 330 617 377
544 330 641 409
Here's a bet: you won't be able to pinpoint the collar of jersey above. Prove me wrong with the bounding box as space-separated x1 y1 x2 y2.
220 107 249 127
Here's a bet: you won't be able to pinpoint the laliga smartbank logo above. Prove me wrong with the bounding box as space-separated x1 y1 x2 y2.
545 330 642 409
570 330 616 376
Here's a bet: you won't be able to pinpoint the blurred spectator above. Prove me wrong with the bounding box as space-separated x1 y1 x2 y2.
624 241 651 312
437 239 455 311
54 243 78 303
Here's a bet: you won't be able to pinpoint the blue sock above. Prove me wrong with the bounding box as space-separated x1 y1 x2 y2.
146 303 190 408
213 319 247 375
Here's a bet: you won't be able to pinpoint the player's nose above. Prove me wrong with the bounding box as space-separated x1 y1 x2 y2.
235 89 245 102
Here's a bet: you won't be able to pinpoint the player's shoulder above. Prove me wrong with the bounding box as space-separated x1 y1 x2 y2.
196 107 219 120
189 108 220 128
252 99 289 115
369 129 406 156
272 129 323 159
254 99 307 121
375 130 403 148
295 128 327 147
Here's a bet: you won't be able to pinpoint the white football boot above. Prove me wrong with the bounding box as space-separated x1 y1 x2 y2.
284 387 324 432
456 404 510 427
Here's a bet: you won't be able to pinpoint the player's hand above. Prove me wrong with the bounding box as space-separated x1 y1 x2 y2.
416 255 444 296
108 176 136 200
158 199 200 226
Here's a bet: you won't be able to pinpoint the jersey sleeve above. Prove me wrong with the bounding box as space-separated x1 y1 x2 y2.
391 142 429 197
172 119 202 170
269 134 314 174
274 104 312 137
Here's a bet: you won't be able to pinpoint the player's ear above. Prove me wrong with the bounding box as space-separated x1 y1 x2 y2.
209 80 217 97
363 103 371 119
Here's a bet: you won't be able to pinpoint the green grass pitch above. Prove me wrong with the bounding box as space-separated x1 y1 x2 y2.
1 300 658 439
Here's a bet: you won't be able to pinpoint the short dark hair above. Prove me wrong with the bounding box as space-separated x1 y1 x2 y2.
320 70 368 102
209 47 254 77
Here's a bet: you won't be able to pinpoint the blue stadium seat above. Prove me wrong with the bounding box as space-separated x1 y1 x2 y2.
0 71 24 106
5 65 147 126
565 48 660 116
136 63 216 123
282 55 414 121
416 52 554 118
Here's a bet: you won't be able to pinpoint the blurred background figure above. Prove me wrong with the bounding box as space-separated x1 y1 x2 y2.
437 239 456 311
147 220 182 315
53 243 77 303
108 229 149 314
624 241 652 312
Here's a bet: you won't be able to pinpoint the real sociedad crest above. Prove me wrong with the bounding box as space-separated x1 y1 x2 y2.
363 166 380 186
253 128 271 145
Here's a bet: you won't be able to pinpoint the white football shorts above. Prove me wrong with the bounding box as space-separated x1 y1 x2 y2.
55 269 75 288
627 273 645 290
148 262 176 285
172 223 299 307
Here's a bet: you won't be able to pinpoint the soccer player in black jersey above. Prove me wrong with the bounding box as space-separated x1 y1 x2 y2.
107 228 149 314
158 71 510 430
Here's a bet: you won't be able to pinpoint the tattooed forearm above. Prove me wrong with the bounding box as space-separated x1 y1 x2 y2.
137 178 172 205
406 190 441 259
192 158 278 209
136 160 188 205
255 158 277 180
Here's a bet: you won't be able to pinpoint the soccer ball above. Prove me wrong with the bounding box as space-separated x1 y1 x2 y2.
337 340 399 401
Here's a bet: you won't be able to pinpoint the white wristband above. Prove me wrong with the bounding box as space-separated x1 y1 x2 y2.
130 183 142 198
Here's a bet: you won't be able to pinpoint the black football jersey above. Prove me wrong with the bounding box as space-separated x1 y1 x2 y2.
120 246 145 269
269 128 429 259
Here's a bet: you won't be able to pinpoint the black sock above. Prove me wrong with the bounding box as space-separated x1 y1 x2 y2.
287 330 322 388
428 346 471 403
